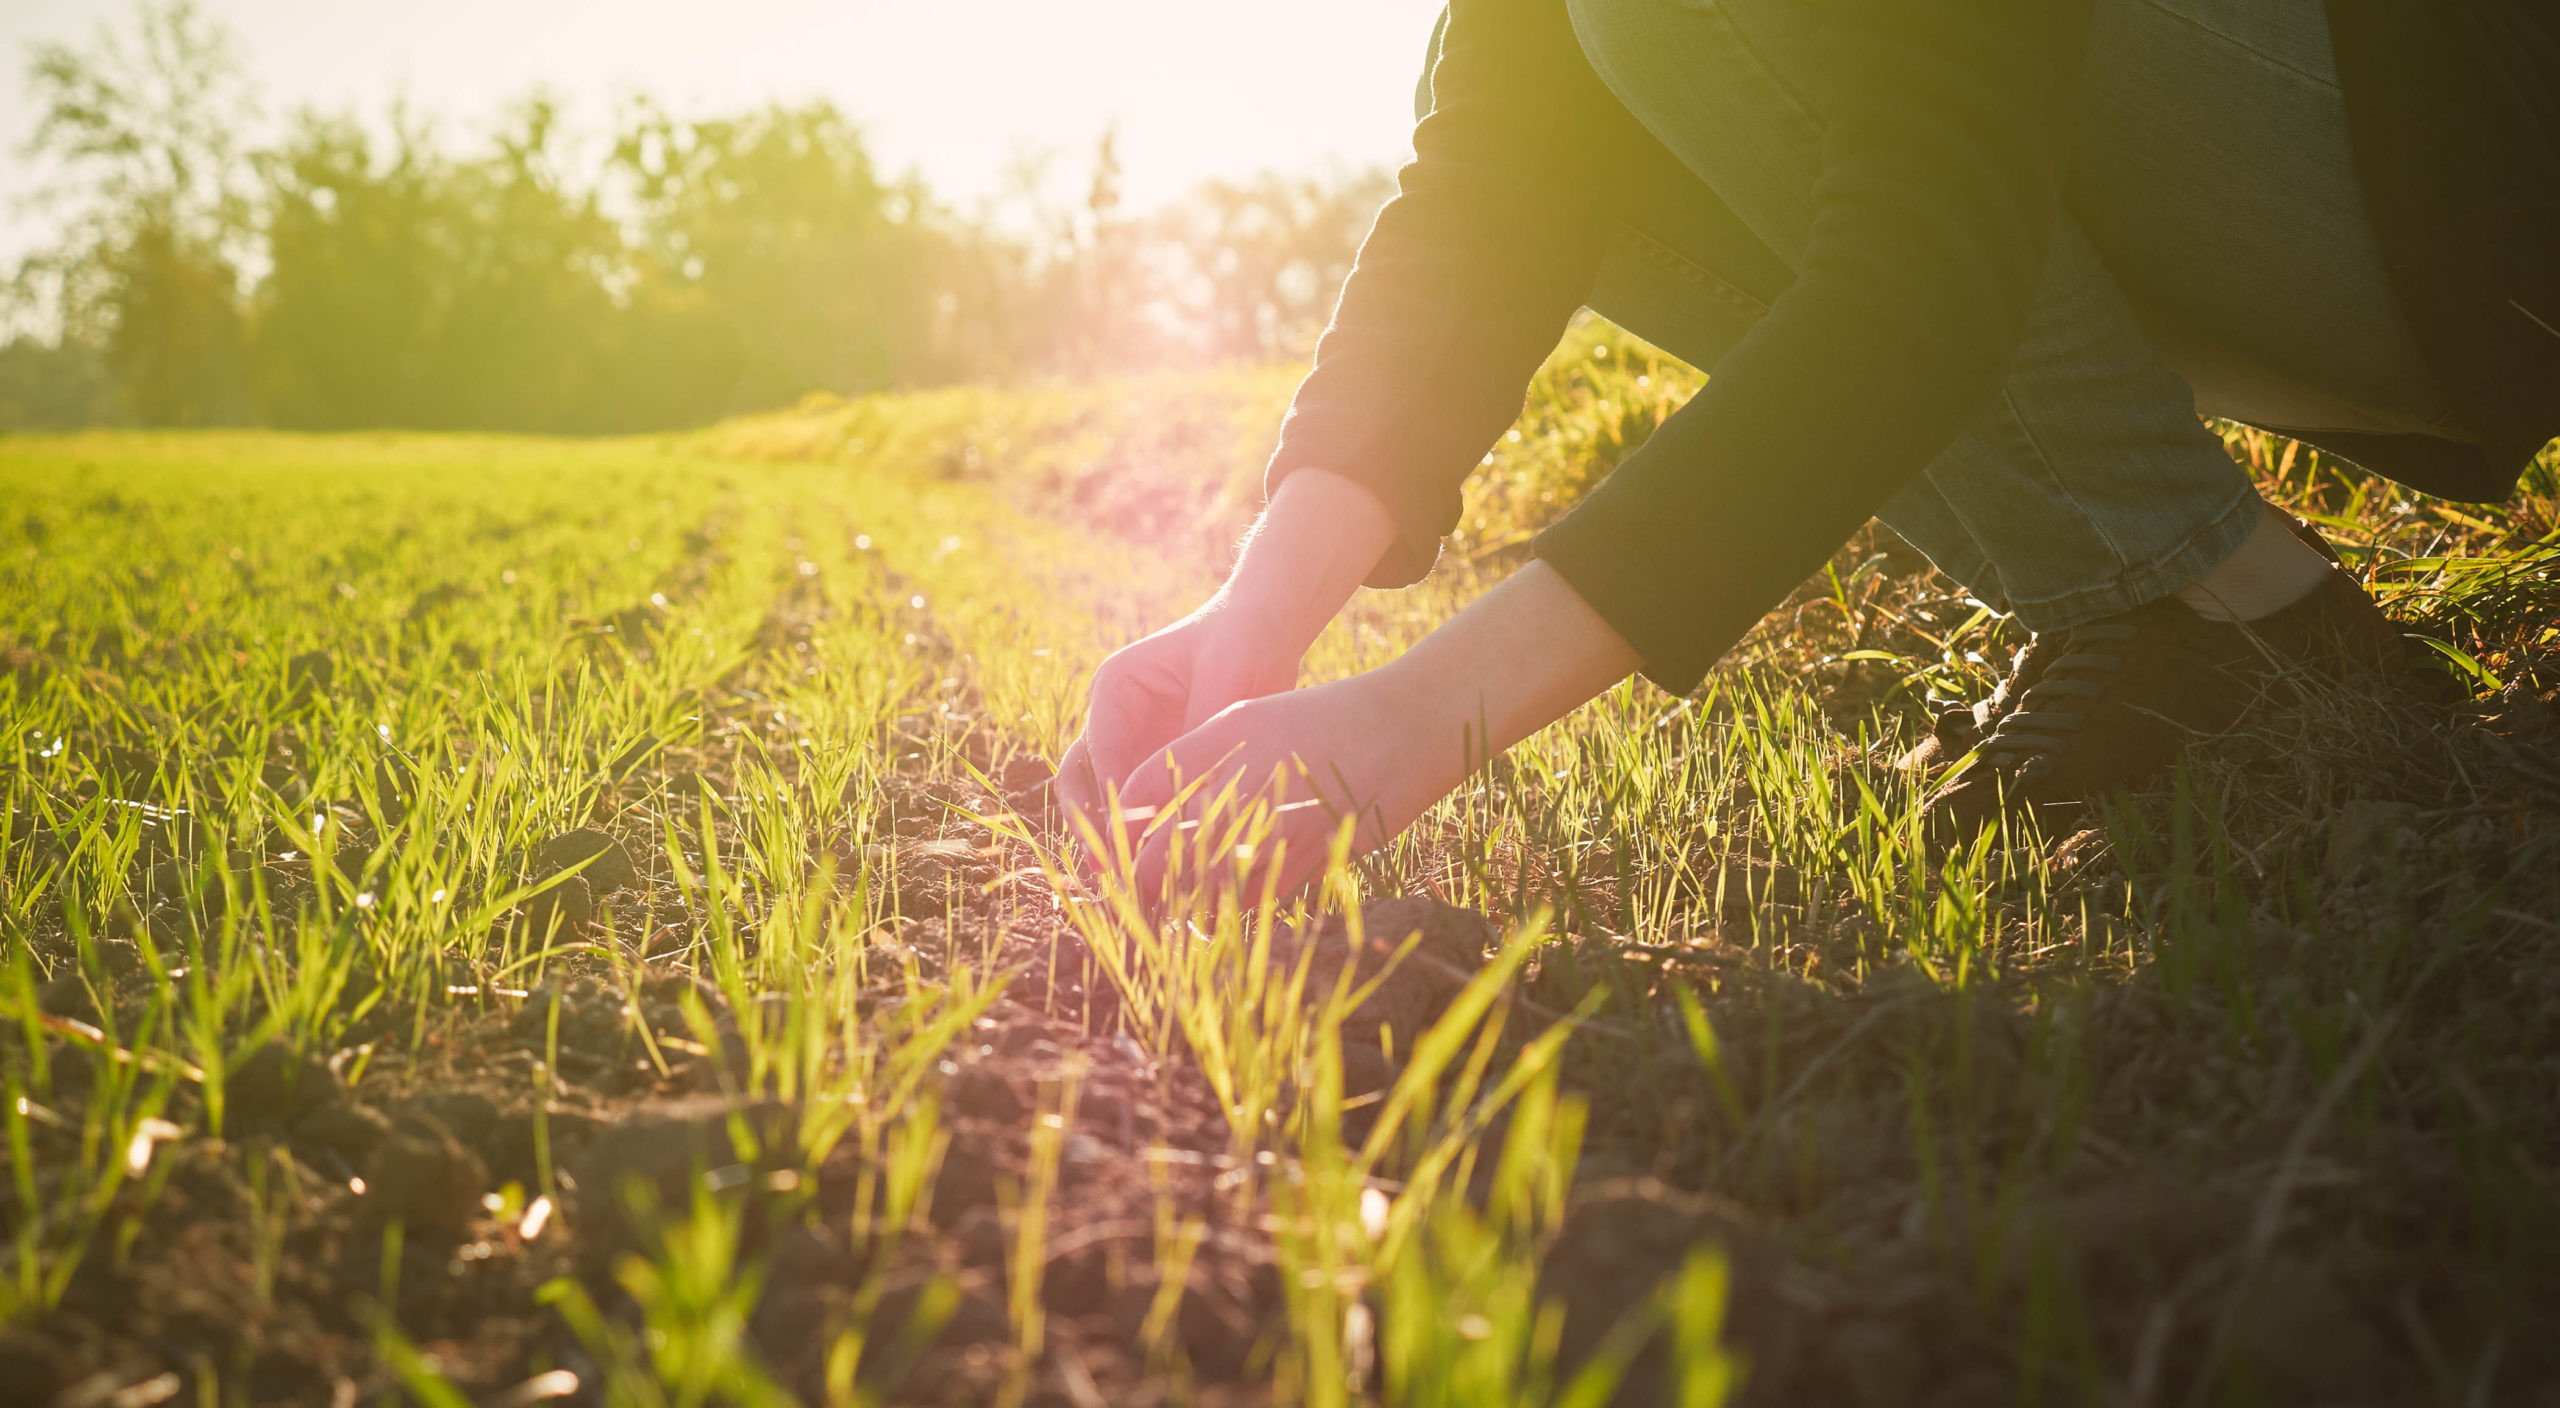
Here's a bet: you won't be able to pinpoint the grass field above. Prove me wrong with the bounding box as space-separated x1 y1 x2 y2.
4 323 2558 1407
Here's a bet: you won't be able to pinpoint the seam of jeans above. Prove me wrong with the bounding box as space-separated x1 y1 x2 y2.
1606 224 1775 321
2001 482 2260 629
2127 0 2338 90
1923 541 1998 606
1579 0 1830 268
1691 0 1829 140
1605 0 1827 151
1988 383 2142 576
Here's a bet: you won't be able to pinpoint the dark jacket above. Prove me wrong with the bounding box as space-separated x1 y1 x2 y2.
2321 0 2560 490
1266 0 2557 693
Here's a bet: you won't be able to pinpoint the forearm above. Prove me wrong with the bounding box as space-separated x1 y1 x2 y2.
1212 467 1398 656
1105 560 1638 884
1530 5 2077 694
1376 559 1640 769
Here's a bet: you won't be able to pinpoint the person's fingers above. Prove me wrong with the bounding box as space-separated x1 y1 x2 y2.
1264 814 1334 901
1125 770 1257 904
1083 664 1177 797
1118 719 1267 821
1130 777 1334 911
1120 734 1254 900
1052 737 1114 875
1115 724 1213 816
1054 736 1097 817
1129 813 1174 909
1180 641 1268 734
1112 750 1191 863
1106 743 1200 871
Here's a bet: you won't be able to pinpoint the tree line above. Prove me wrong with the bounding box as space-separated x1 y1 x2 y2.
1 3 1394 433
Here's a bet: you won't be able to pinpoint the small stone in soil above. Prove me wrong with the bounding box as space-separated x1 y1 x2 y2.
567 1099 796 1251
364 1112 489 1232
286 650 334 696
373 754 418 825
517 874 592 936
36 976 98 1023
89 745 163 788
945 1063 1027 1123
999 755 1054 812
227 1041 339 1132
0 1328 67 1403
293 1100 393 1162
1289 896 1495 1052
313 838 376 887
536 828 635 895
1543 1178 1799 1407
404 1090 500 1147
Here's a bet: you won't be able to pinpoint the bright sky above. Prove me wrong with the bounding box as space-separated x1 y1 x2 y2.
0 0 1443 270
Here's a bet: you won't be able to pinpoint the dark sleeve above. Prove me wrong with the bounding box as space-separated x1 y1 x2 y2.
1264 0 1625 587
1535 0 2092 693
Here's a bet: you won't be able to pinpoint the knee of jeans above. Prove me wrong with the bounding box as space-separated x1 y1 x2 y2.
1567 0 1821 149
1564 0 1636 98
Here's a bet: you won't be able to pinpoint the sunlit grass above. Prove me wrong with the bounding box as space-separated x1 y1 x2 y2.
0 419 1739 1403
3 326 2554 1402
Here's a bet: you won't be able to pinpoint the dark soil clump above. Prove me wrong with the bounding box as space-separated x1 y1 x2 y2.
534 828 635 895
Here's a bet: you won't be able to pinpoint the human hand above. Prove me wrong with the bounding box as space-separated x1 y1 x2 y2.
1053 600 1301 827
1103 560 1644 906
1112 669 1459 904
1054 468 1401 838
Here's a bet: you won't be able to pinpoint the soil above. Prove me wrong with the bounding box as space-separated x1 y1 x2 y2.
8 580 2559 1407
5 744 1519 1407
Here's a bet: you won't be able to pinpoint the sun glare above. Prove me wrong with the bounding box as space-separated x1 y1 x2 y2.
0 0 1442 268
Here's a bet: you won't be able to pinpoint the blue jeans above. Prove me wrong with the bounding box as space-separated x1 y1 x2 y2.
1422 0 2448 630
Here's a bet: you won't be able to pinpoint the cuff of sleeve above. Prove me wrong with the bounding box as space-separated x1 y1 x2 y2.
1533 500 1717 696
1264 449 1448 590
